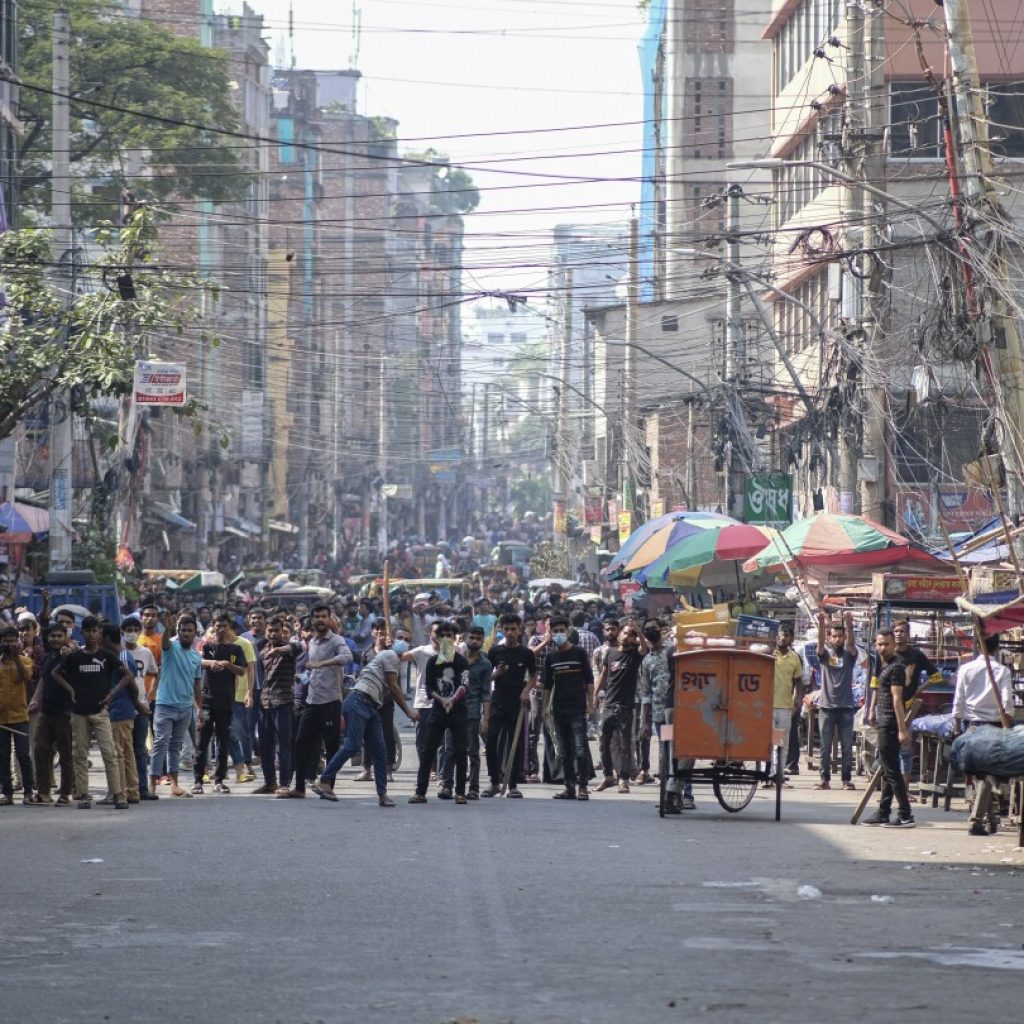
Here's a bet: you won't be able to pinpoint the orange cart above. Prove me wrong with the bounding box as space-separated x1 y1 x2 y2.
658 644 783 819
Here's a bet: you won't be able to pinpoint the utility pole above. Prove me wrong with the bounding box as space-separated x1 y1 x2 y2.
725 184 742 382
481 386 490 514
724 185 743 518
377 345 388 556
842 0 888 522
944 0 1024 528
48 8 73 573
554 267 572 542
621 217 639 512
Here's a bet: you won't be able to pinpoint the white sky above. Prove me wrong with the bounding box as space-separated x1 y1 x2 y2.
222 0 647 294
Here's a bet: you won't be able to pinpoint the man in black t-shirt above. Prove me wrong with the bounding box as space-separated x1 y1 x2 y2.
596 622 647 794
542 615 595 800
481 614 535 798
51 616 134 809
863 629 914 828
411 621 472 803
194 613 247 794
28 624 76 802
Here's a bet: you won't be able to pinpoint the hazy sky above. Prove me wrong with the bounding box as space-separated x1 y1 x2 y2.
223 0 647 294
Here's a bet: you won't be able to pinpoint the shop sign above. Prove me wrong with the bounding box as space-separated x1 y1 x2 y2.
871 574 964 603
133 361 186 405
617 509 633 544
744 473 792 527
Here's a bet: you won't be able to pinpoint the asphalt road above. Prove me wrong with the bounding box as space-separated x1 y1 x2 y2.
4 736 1024 1024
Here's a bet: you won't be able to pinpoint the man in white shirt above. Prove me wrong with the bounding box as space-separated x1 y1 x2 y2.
954 633 1014 729
954 632 1014 836
403 621 442 766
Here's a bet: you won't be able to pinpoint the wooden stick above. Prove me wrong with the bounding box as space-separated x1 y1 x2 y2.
499 704 526 797
381 559 392 645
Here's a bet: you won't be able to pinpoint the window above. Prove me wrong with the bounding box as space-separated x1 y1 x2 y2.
986 83 1024 158
775 0 841 92
662 315 679 332
683 79 733 159
776 272 829 356
889 82 943 159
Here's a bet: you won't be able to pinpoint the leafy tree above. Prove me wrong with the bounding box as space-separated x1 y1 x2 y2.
17 0 249 222
404 149 480 215
0 206 218 441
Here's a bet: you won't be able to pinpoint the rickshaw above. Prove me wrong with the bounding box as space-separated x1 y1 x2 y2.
658 643 783 820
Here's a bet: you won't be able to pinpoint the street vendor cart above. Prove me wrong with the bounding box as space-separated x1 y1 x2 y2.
658 643 783 820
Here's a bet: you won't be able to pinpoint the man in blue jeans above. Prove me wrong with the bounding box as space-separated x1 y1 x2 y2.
150 612 203 799
313 643 418 806
815 610 858 791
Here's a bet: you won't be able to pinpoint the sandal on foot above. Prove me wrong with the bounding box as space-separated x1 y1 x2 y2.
454 794 467 805
311 781 338 802
191 783 204 795
214 782 231 794
408 794 427 804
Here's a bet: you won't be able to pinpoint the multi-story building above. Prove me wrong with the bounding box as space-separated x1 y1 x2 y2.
751 0 1023 532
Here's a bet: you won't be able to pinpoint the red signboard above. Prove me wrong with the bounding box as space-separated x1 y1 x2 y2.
871 573 964 604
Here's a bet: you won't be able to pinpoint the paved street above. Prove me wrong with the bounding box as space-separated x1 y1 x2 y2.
5 737 1024 1024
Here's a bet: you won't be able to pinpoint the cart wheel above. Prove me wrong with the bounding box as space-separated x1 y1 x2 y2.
775 746 783 822
713 767 758 813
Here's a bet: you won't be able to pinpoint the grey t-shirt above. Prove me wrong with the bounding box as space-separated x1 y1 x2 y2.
818 644 856 709
356 649 400 707
305 632 352 705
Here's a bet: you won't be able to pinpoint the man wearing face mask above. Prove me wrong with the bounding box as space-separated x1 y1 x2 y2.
541 615 595 800
439 624 491 799
596 623 648 794
409 621 471 804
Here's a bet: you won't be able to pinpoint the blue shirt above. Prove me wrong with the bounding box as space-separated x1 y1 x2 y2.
156 639 202 709
107 649 138 722
472 613 497 637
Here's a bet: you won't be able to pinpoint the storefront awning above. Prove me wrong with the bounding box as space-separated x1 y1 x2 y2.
148 503 196 531
226 516 261 536
269 519 300 535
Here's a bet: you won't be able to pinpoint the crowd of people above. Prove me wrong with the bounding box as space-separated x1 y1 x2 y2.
0 582 682 811
0 578 1013 834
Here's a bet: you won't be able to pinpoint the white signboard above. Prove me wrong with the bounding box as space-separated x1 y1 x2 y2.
134 361 187 406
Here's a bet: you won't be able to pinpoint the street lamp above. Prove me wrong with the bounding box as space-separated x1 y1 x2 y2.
725 158 949 237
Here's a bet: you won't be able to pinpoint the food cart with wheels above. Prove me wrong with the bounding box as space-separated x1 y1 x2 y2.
658 642 783 820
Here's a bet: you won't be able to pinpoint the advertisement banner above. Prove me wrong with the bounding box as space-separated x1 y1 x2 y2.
553 499 567 535
583 494 603 527
743 473 793 527
650 497 665 517
871 574 964 604
133 361 187 406
617 510 633 545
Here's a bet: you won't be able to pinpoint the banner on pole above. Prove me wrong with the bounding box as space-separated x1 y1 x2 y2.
134 361 187 406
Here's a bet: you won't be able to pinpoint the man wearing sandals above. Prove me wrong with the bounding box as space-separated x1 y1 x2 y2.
53 617 135 809
312 634 418 806
192 613 248 795
0 625 36 805
815 611 859 792
150 612 203 800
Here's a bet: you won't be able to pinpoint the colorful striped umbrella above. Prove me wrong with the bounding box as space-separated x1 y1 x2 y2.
742 512 946 574
609 511 738 580
606 511 731 579
633 522 779 587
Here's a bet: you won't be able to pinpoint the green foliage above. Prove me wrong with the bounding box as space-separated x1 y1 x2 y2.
509 474 551 518
403 149 480 215
0 207 219 441
18 0 249 222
